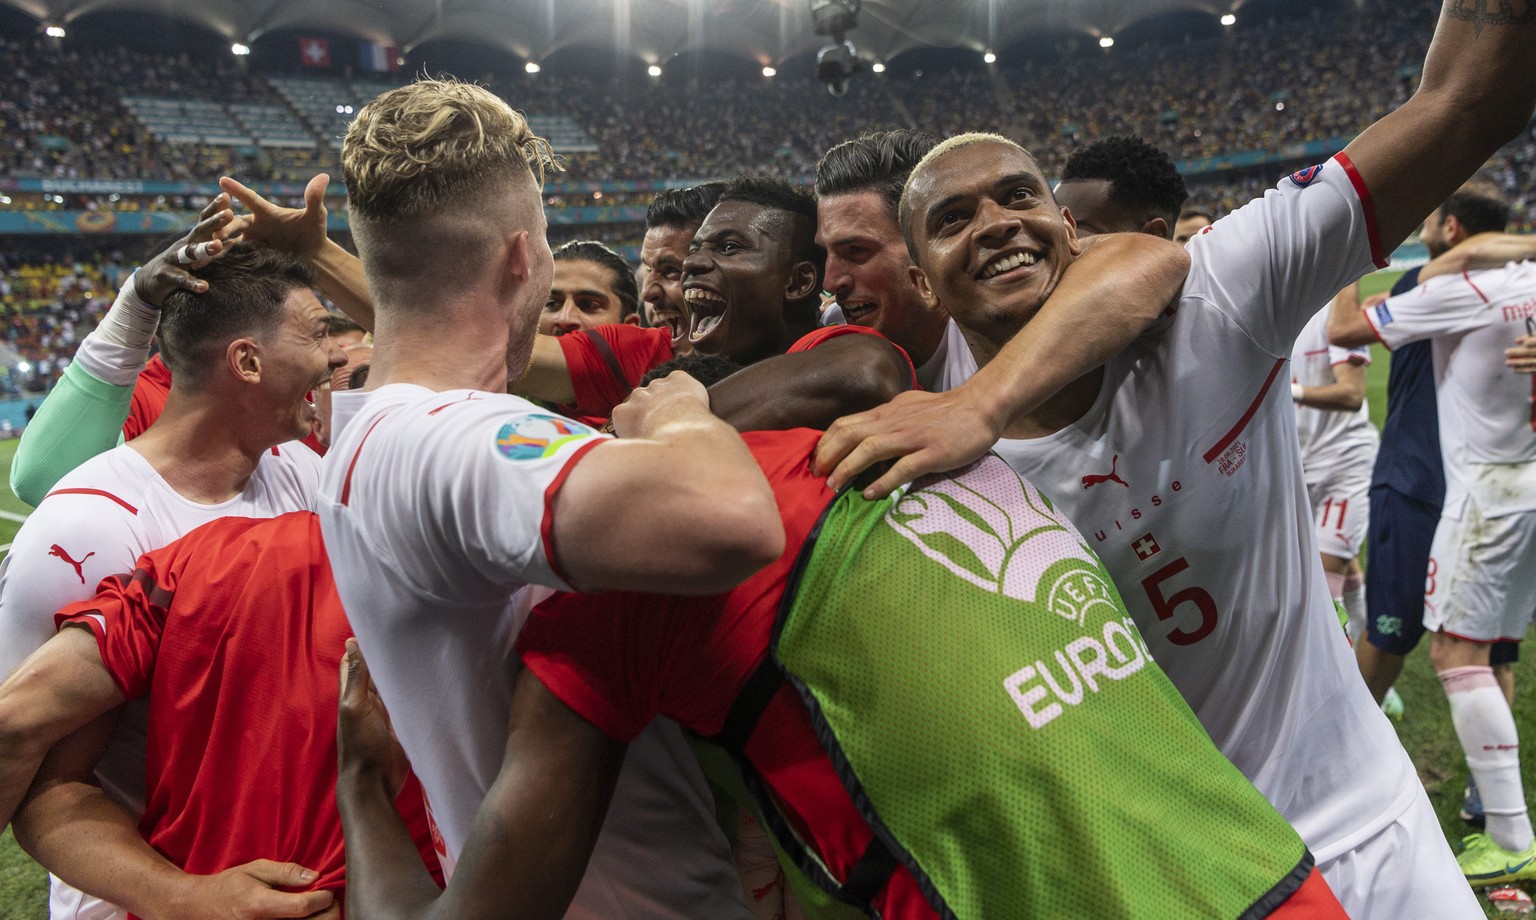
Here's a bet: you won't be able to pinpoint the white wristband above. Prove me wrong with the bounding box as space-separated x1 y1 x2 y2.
1291 383 1304 403
74 271 161 386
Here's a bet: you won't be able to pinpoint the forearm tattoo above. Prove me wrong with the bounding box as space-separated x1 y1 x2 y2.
1447 0 1535 35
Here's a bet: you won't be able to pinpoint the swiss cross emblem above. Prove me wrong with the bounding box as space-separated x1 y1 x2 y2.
1132 532 1161 561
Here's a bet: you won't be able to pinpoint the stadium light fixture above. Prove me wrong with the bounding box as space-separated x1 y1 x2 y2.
1220 13 1236 26
648 64 662 77
231 43 251 56
1099 35 1114 48
983 50 996 64
762 65 777 77
526 61 541 74
871 61 885 73
44 25 65 38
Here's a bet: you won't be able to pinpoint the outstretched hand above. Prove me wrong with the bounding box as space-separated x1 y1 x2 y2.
221 174 331 261
134 194 240 305
813 386 1006 500
337 638 409 800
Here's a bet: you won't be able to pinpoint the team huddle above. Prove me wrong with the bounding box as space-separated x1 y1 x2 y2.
0 2 1535 918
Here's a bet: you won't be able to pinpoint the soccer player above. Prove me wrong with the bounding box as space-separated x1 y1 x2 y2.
814 6 1536 913
640 183 725 353
1052 135 1188 240
0 243 346 920
0 511 441 918
540 240 640 337
1332 253 1536 885
1330 181 1515 714
1292 299 1378 641
332 418 1347 919
319 77 782 920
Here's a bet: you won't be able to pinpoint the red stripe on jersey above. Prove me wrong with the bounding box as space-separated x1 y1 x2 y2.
1462 270 1490 305
1442 629 1525 645
43 488 138 515
539 438 607 588
427 393 482 416
339 415 390 506
1203 358 1288 465
1334 152 1387 269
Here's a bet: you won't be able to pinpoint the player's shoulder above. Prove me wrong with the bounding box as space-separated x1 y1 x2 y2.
39 443 156 516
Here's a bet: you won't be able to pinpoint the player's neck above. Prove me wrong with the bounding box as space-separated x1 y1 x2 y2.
368 315 512 393
128 394 274 503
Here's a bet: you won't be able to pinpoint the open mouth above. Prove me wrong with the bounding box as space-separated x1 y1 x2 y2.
979 249 1039 280
841 300 878 323
685 287 727 342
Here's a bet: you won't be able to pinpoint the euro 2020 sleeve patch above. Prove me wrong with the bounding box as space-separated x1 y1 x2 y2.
494 413 599 461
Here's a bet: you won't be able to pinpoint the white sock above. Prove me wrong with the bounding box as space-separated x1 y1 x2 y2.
1442 665 1533 851
1342 572 1366 642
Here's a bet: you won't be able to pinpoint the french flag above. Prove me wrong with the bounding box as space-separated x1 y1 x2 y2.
360 41 399 72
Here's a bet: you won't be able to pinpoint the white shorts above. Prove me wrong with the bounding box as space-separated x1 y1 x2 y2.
1306 470 1370 560
1424 502 1536 642
1318 790 1483 920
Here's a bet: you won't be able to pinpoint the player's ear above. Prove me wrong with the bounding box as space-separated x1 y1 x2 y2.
1441 214 1467 247
784 259 821 303
228 338 262 384
1142 217 1170 240
503 229 532 287
910 265 940 311
1061 206 1084 257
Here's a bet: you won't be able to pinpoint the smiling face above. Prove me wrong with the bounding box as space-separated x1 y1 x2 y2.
541 258 630 336
259 288 349 442
816 190 944 362
904 140 1081 351
640 223 697 353
681 200 816 365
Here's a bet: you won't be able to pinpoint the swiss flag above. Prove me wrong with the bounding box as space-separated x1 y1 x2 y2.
299 36 332 68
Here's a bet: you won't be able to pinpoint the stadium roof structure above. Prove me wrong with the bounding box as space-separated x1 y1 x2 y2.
4 0 1260 70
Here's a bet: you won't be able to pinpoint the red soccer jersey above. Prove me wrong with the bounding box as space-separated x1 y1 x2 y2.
556 325 675 421
122 355 172 441
57 512 441 914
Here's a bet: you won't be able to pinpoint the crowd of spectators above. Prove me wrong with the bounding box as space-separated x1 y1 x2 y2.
0 252 121 395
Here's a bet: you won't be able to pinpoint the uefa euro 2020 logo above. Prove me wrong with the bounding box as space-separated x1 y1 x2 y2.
495 414 597 461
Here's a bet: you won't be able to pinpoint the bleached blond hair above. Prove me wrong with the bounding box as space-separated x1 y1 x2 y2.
342 77 560 223
897 132 1034 261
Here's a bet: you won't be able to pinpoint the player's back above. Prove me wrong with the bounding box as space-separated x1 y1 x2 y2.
319 384 751 920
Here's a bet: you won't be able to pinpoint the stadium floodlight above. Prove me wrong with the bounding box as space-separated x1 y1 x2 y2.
1220 13 1236 26
762 65 777 77
983 50 996 64
871 61 885 73
231 43 251 56
44 25 65 38
525 61 541 74
648 64 662 77
1099 35 1115 48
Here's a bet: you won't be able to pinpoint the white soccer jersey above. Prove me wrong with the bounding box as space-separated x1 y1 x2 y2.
1292 306 1379 476
318 384 750 920
0 439 318 920
985 158 1444 898
920 316 978 393
1368 262 1536 519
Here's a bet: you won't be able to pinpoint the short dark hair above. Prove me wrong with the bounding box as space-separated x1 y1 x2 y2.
159 245 317 388
1178 208 1215 224
1061 135 1189 232
646 182 728 231
552 240 640 319
815 130 940 220
1441 180 1510 236
639 353 743 388
718 176 825 286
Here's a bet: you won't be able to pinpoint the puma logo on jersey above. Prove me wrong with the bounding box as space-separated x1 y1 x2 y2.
1081 455 1129 490
48 544 95 584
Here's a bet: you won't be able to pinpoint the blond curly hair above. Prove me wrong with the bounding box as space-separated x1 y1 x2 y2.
342 78 560 223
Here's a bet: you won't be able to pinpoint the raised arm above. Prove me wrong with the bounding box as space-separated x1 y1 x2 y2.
1342 2 1536 253
337 642 624 920
220 175 376 332
551 371 784 593
512 335 578 405
1326 282 1379 349
814 231 1189 496
708 333 913 431
11 199 237 505
1418 231 1536 282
